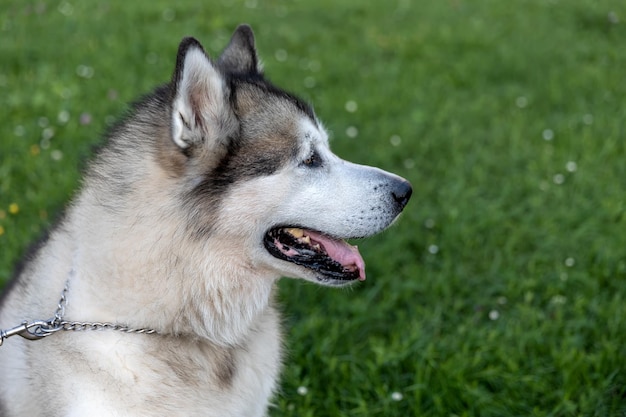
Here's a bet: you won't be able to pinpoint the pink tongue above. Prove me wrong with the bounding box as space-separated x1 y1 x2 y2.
306 230 366 280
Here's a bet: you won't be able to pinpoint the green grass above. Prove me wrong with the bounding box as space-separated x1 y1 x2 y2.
1 1 626 415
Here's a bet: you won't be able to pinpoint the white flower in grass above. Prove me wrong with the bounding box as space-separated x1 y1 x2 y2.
566 161 577 173
58 110 70 124
303 77 316 88
42 127 55 142
553 173 565 185
488 310 500 320
58 1 74 16
14 125 25 137
345 100 358 113
389 135 402 147
308 60 321 72
346 126 358 138
542 129 554 141
51 150 63 161
391 391 403 401
162 8 175 22
76 65 94 79
274 49 288 62
297 386 308 396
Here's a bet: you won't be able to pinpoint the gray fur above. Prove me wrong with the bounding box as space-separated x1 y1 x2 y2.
0 25 411 416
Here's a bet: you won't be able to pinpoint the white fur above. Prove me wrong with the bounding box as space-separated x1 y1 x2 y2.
0 159 282 415
0 30 410 416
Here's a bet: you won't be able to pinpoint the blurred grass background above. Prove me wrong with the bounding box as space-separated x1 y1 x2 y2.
1 0 625 415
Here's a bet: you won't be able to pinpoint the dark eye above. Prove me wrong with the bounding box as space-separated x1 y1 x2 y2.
301 150 323 168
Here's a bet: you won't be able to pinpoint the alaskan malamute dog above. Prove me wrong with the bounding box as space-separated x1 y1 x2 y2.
0 25 411 416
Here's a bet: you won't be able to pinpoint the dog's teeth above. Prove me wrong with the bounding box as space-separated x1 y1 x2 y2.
312 243 321 251
301 236 311 245
286 228 304 238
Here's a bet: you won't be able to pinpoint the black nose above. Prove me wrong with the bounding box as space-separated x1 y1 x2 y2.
391 180 412 209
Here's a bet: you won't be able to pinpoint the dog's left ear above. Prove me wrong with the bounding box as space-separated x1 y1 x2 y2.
218 24 261 75
170 37 236 151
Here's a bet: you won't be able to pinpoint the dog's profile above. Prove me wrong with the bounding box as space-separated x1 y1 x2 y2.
0 25 411 416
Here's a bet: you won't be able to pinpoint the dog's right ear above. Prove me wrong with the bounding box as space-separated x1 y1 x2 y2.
170 37 235 151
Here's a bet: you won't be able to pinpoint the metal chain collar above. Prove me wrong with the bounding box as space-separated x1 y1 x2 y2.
0 279 157 346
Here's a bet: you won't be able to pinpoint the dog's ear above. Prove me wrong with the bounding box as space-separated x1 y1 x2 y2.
218 24 261 75
171 37 235 150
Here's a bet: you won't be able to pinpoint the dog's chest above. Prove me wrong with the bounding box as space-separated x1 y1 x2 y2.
50 313 282 416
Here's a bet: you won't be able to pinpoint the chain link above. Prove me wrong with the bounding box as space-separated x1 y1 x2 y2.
1 278 157 346
53 278 70 324
47 278 158 336
54 321 158 335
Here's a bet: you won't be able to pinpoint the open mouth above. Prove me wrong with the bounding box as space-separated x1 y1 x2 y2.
263 227 366 282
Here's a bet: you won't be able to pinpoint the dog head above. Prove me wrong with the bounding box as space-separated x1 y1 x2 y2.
166 25 412 286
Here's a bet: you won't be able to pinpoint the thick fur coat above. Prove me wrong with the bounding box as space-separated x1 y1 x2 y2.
0 25 411 416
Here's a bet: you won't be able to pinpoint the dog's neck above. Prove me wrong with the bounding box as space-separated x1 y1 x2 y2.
65 221 278 347
61 163 281 347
